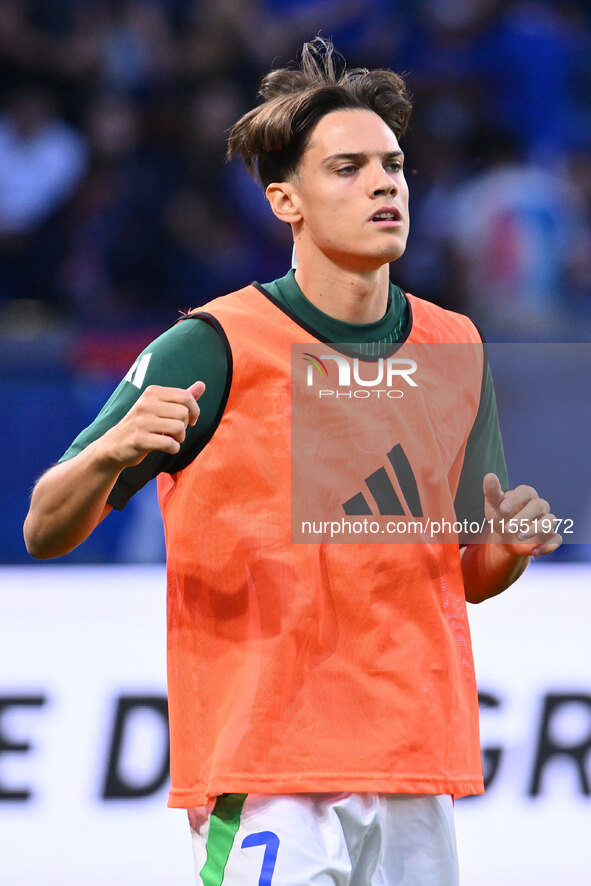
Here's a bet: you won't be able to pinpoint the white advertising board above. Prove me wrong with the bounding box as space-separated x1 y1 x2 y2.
0 564 590 884
456 562 591 886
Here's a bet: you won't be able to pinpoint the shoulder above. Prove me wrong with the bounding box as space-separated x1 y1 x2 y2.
110 313 230 399
141 311 227 358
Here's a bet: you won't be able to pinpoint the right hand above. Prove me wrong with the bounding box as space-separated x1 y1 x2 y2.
98 380 205 469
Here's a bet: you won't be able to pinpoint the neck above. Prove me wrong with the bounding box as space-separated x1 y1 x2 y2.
293 260 390 325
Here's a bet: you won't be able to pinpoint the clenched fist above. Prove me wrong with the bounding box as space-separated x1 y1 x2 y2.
99 381 205 468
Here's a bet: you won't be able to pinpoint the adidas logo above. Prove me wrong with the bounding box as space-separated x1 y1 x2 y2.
124 353 152 389
343 444 423 517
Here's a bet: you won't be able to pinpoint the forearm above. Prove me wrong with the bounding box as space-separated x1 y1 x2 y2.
24 441 121 558
461 542 530 604
24 381 204 559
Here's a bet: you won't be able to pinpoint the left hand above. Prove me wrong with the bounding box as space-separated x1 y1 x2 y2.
483 473 562 557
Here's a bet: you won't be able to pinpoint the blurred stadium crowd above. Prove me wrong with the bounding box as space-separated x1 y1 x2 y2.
2 0 591 562
1 0 591 335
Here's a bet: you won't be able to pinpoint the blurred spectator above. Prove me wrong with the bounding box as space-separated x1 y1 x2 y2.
99 0 176 97
479 0 591 156
0 86 86 236
58 91 173 325
396 0 500 128
445 129 591 338
163 78 277 304
174 0 262 85
393 122 468 313
0 85 87 314
563 149 591 322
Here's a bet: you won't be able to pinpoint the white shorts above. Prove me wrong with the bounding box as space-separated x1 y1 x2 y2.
189 792 459 885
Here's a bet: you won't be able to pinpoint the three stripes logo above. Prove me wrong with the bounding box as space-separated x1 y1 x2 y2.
124 353 152 389
343 443 423 517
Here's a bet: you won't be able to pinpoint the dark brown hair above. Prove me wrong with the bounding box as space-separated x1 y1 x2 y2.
227 38 412 189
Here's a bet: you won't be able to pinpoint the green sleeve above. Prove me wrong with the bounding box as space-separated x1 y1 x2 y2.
454 362 508 524
59 316 229 510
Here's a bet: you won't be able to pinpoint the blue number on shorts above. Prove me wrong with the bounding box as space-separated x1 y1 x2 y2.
241 831 280 886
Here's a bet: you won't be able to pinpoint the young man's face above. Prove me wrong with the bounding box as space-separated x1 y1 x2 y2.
289 108 410 271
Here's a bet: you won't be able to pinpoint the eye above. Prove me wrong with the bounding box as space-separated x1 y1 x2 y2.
386 161 403 173
336 165 357 175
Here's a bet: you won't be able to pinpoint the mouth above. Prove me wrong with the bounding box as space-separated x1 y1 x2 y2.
370 206 403 226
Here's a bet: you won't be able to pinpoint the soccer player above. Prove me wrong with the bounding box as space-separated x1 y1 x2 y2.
24 39 561 886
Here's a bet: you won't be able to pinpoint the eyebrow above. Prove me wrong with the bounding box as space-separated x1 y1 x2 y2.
323 150 405 165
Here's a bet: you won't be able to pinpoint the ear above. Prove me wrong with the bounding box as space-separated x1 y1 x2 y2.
265 181 303 224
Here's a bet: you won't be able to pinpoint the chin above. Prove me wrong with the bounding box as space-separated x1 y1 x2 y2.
369 234 408 266
387 250 406 265
374 245 407 266
386 241 408 264
329 242 406 271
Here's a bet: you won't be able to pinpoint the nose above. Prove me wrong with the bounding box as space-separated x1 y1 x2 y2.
370 162 398 197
